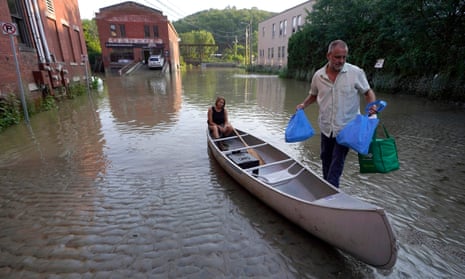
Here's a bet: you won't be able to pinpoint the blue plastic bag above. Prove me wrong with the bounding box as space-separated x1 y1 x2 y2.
285 109 315 143
336 100 387 155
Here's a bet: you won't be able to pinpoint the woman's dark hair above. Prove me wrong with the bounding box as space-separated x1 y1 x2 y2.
215 96 226 107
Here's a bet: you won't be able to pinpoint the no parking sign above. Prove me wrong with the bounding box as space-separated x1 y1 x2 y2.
1 21 29 123
1 22 18 36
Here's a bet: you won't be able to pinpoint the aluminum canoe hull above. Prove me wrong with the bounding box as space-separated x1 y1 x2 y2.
207 129 397 269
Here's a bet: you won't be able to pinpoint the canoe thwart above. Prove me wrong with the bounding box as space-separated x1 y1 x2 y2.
211 134 244 142
224 143 268 154
244 158 293 172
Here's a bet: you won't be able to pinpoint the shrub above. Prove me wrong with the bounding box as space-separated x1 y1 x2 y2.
0 93 21 131
41 94 57 111
67 83 87 99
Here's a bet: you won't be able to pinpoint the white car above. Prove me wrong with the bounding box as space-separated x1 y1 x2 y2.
148 55 164 69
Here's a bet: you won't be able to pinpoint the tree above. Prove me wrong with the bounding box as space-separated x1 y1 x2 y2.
173 7 273 63
179 30 217 63
82 19 102 71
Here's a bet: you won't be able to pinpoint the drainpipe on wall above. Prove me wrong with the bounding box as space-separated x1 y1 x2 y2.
32 0 52 63
25 0 45 63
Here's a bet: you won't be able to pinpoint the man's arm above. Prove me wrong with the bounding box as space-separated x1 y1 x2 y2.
364 89 377 114
297 94 317 110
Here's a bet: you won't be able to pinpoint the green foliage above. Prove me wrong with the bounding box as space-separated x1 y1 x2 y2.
82 19 102 68
221 44 246 64
246 64 283 75
91 77 99 89
41 94 57 111
67 83 87 99
179 30 217 62
287 0 465 101
174 7 273 63
0 93 21 131
0 82 94 132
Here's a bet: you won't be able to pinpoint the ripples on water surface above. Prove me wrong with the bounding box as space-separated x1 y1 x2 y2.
0 68 464 278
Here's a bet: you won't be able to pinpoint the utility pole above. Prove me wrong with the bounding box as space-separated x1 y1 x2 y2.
245 25 249 65
249 19 253 66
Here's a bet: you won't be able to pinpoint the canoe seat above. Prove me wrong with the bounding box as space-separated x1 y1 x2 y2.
257 163 304 186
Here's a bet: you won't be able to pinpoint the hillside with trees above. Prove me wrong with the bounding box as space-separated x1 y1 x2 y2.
173 7 273 64
287 0 465 101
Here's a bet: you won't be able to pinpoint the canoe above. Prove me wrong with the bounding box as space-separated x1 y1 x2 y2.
207 129 398 269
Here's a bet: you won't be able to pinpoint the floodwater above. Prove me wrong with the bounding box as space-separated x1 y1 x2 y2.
0 67 464 278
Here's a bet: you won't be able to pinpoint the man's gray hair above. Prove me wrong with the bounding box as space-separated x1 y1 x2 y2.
327 40 348 54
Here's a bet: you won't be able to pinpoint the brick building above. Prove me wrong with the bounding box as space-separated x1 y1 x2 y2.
0 0 88 103
95 1 180 73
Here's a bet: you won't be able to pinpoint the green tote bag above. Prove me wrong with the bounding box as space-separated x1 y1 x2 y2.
358 124 400 173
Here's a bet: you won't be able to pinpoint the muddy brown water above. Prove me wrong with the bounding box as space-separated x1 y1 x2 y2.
1 67 464 278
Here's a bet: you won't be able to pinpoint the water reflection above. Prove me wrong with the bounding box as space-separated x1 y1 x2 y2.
105 70 182 130
0 95 107 183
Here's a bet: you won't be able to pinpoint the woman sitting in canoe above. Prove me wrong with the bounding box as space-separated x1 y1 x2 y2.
208 96 233 139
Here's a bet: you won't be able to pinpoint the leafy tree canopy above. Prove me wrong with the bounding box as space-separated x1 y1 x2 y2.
82 19 101 53
82 19 101 66
287 0 465 99
173 7 273 52
179 30 217 61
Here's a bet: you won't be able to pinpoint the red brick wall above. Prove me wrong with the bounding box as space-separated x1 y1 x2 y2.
0 1 39 97
0 0 88 100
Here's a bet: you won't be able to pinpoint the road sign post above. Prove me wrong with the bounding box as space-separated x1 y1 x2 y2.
2 22 30 124
81 54 91 92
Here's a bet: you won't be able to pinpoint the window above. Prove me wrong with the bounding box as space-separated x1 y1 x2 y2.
278 46 281 58
74 28 84 61
262 27 265 37
144 25 150 38
7 0 33 47
45 0 55 14
283 20 287 36
119 24 126 37
279 21 283 36
272 24 275 38
282 46 285 58
292 16 297 33
153 25 159 37
63 24 76 62
110 24 117 37
297 15 303 31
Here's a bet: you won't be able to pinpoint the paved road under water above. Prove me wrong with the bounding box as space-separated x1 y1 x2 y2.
1 67 464 278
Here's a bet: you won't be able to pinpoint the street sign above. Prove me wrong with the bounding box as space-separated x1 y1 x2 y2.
1 21 29 123
1 22 18 36
374 58 385 69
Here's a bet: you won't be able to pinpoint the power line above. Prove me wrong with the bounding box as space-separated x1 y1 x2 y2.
139 0 189 21
94 0 250 46
140 0 250 37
